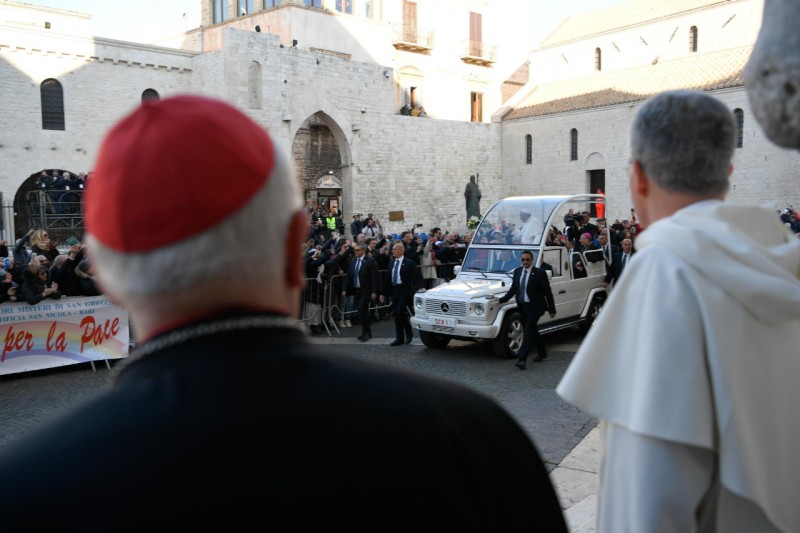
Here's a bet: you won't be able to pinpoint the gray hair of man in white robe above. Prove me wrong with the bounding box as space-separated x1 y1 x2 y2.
630 90 736 197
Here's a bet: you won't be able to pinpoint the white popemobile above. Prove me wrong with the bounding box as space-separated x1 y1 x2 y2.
411 194 608 358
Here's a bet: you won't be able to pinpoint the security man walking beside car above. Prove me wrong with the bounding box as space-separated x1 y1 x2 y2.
381 242 422 346
342 243 379 341
493 250 556 370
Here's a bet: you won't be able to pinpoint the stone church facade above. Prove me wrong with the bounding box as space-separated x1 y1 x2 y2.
0 0 795 239
500 0 799 219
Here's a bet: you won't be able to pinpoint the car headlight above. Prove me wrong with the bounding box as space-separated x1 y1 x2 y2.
415 296 423 310
474 302 485 316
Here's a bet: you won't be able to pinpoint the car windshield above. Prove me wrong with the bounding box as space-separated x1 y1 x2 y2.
461 248 538 273
472 197 563 246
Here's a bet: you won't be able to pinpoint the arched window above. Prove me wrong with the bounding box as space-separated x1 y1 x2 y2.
248 61 262 109
570 129 578 161
595 48 602 71
734 108 744 148
141 88 160 102
41 78 65 130
689 26 698 52
525 134 532 164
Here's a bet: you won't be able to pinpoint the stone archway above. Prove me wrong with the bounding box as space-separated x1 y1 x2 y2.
291 111 352 219
13 169 84 241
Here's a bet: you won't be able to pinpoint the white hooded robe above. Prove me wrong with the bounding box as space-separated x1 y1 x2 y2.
557 201 800 532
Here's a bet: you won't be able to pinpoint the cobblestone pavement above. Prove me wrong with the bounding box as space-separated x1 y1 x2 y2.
0 319 596 472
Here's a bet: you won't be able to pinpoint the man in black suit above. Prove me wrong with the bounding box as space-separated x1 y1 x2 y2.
381 242 422 346
342 243 379 341
494 249 516 272
494 250 556 370
603 238 635 288
597 230 619 269
579 211 600 238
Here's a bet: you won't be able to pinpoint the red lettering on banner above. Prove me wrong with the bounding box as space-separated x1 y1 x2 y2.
2 327 34 362
79 316 121 353
46 322 67 353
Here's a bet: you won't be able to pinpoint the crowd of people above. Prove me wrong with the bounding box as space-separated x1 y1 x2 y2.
35 169 89 214
399 103 427 117
301 203 640 334
0 229 99 304
780 206 800 234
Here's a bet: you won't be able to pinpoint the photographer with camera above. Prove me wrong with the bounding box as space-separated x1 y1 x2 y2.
361 215 383 240
401 229 423 264
564 215 582 245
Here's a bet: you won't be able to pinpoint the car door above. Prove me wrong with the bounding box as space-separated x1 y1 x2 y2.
540 248 578 321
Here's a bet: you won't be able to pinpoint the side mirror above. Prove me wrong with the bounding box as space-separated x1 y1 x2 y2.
546 270 553 279
453 265 462 276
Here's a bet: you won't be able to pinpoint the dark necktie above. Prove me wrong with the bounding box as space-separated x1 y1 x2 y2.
521 269 528 302
621 254 628 270
393 260 400 285
354 258 361 287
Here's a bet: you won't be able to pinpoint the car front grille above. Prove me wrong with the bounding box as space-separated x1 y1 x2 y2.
424 299 467 317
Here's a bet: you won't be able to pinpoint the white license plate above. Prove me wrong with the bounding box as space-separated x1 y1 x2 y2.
433 317 455 328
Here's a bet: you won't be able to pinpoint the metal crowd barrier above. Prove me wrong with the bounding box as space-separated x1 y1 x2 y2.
300 261 460 337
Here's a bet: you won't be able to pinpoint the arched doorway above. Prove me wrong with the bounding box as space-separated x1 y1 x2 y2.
13 169 85 241
291 111 350 217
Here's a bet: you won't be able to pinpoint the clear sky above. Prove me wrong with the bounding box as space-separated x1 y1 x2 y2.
21 0 622 45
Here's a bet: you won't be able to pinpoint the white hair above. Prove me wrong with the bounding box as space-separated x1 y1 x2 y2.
89 145 302 299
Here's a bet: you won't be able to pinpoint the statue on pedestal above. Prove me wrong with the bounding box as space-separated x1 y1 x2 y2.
464 174 482 223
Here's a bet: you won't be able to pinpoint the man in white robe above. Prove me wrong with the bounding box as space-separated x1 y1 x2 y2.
516 208 543 244
557 90 800 532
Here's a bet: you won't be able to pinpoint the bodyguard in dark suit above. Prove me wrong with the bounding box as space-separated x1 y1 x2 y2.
597 232 619 269
495 250 556 370
381 242 423 346
603 238 635 288
342 243 380 341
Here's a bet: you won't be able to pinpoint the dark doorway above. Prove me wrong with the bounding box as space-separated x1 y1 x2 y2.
588 169 605 218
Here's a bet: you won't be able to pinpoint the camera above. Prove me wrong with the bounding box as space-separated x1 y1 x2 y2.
367 213 373 218
413 223 423 228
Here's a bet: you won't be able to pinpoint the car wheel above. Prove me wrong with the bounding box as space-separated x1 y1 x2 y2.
491 310 523 359
420 331 451 349
578 295 605 334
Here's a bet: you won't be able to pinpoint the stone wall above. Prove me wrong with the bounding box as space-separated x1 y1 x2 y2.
0 22 501 238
